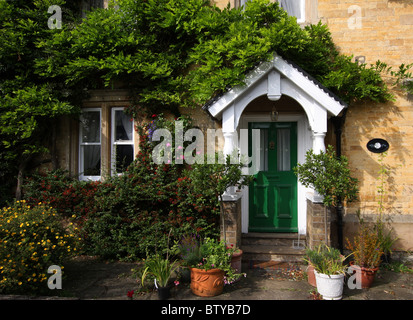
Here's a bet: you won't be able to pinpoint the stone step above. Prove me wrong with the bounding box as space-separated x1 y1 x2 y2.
241 232 306 246
240 233 306 263
241 245 306 263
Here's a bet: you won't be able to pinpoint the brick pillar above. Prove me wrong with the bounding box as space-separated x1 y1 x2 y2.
306 199 337 249
221 197 242 248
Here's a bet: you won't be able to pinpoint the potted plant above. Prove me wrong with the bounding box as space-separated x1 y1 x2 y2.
294 146 359 249
230 245 243 276
304 243 348 300
141 254 179 300
173 234 202 283
346 224 384 289
304 247 317 287
140 229 179 300
375 220 398 264
188 237 244 297
374 151 398 263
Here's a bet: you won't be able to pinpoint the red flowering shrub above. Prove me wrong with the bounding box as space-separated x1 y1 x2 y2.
22 115 219 260
23 170 103 218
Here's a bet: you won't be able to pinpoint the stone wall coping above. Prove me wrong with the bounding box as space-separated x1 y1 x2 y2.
306 192 324 204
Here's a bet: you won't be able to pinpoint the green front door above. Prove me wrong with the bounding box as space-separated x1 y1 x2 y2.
248 122 298 232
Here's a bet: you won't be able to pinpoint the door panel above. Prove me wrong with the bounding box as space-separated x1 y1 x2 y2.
249 122 297 232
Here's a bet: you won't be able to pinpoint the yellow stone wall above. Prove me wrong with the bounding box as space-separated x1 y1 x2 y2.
318 0 413 68
317 0 413 251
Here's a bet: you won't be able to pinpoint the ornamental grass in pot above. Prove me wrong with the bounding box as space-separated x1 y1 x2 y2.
141 254 179 300
346 224 383 289
140 229 179 300
304 243 348 300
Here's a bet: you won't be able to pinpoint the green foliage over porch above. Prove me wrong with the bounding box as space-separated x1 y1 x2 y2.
41 0 393 114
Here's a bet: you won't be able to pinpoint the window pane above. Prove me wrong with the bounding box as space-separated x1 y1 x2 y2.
80 111 100 143
114 145 134 173
115 110 133 141
82 145 101 176
277 128 290 171
240 0 250 7
280 0 302 20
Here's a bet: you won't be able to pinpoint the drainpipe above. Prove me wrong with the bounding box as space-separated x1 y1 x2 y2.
331 109 347 254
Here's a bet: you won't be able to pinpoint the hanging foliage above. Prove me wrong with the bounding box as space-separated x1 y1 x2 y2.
39 0 394 115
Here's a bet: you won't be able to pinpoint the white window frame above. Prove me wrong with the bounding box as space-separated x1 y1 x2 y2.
237 0 306 23
111 107 135 176
79 108 102 181
279 0 305 23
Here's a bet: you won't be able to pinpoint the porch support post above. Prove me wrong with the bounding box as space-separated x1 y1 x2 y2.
311 131 326 203
223 131 237 158
312 132 326 154
222 104 238 158
221 104 240 200
220 104 243 248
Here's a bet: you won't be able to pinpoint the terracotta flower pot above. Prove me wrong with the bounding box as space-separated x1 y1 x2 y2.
307 264 317 287
190 267 225 297
231 249 243 273
349 261 379 289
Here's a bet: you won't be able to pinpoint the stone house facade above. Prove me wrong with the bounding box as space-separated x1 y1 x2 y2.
55 0 413 258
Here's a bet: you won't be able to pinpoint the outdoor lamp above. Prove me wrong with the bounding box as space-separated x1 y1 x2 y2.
270 104 278 122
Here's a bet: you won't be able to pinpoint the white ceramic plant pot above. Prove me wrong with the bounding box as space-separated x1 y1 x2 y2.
314 270 345 300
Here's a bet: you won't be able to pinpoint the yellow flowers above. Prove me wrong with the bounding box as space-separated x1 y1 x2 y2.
1 200 79 293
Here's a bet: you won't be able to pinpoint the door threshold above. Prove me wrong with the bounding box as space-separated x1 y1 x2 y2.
243 232 305 240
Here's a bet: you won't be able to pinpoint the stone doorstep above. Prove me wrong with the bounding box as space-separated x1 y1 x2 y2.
242 232 306 246
242 260 301 271
241 233 306 264
241 245 306 262
243 232 306 239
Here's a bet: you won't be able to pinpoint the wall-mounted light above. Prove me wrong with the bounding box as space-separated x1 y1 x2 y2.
270 104 278 122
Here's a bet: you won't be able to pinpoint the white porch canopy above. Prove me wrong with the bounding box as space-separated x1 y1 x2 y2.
203 54 347 235
204 54 347 157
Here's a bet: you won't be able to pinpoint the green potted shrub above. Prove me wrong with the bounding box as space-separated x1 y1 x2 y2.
346 224 384 289
295 146 358 288
188 237 244 297
304 243 348 300
294 145 359 209
294 145 359 244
